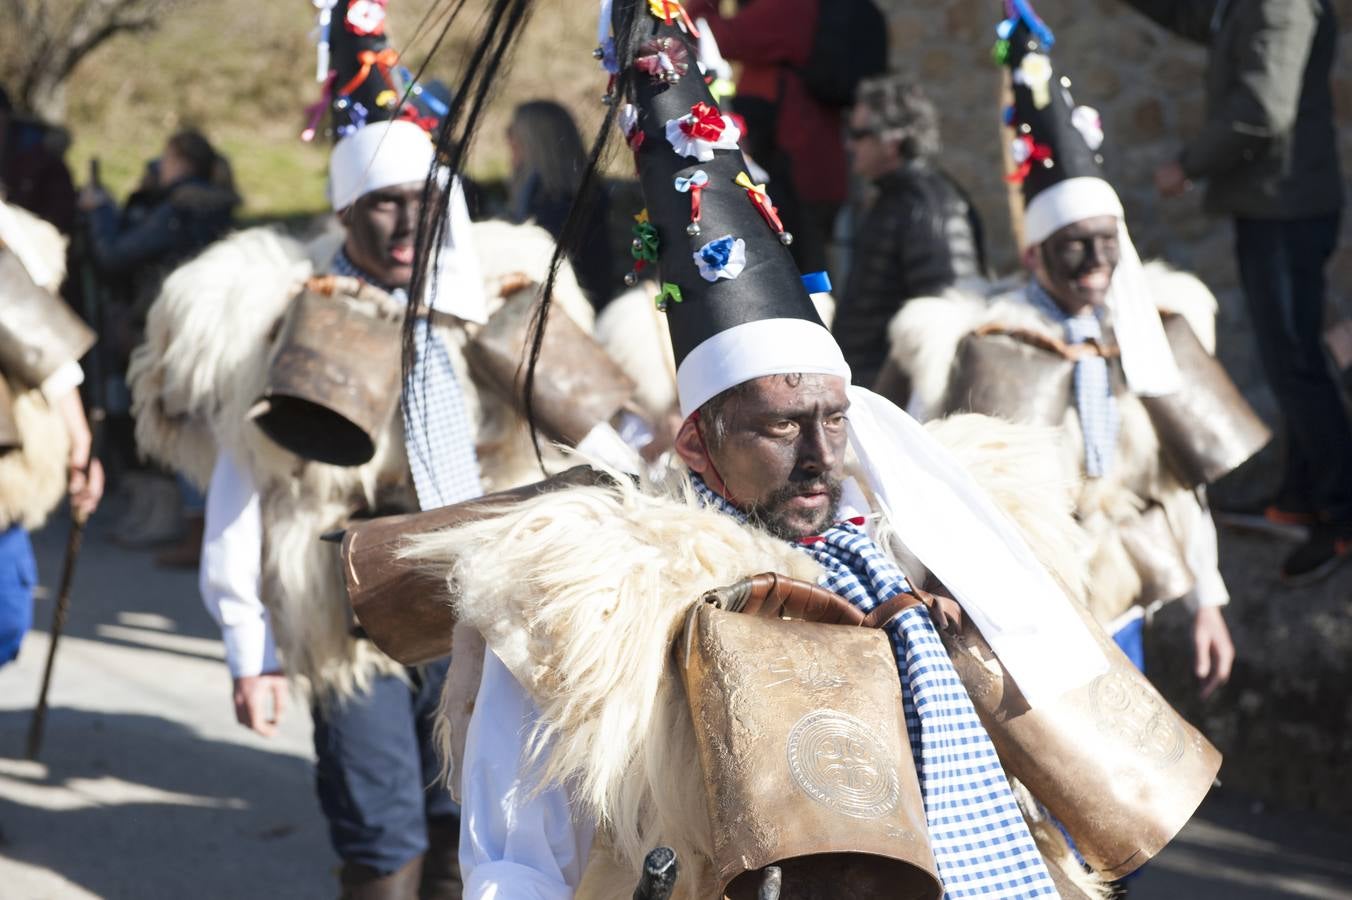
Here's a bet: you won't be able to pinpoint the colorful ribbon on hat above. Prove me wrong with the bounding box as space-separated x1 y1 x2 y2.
1006 135 1053 183
338 48 400 97
735 171 786 235
648 0 701 37
680 102 727 142
674 169 709 229
301 70 338 142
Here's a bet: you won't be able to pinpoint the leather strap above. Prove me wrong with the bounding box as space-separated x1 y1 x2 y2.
703 573 965 635
703 572 867 625
974 322 1119 363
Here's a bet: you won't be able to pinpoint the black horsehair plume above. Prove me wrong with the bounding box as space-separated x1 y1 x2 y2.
401 0 642 473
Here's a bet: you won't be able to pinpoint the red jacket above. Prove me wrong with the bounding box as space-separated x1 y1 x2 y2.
686 0 848 207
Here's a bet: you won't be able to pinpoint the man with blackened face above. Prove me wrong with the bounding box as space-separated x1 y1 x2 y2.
675 373 851 540
339 183 423 290
1027 214 1120 317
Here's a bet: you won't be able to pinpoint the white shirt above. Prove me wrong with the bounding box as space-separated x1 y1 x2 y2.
200 450 279 678
460 649 594 899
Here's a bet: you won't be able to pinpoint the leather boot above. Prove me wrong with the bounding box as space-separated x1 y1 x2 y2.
419 817 463 900
339 855 424 900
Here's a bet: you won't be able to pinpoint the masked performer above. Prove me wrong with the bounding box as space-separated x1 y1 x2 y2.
124 3 637 896
347 4 1222 898
885 10 1263 695
0 199 104 665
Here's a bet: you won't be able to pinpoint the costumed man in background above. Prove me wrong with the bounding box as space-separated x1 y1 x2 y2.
126 3 618 897
0 199 103 666
834 73 988 391
887 11 1248 695
361 3 1220 898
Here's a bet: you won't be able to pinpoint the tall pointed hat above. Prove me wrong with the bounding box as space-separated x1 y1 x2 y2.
608 4 846 419
994 0 1181 396
601 0 1105 708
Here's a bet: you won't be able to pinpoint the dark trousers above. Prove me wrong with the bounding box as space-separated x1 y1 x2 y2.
312 657 457 874
1234 214 1352 522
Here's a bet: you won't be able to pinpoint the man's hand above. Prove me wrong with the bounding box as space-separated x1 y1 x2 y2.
1193 605 1235 700
77 185 110 213
233 672 288 737
1154 160 1192 198
67 457 105 522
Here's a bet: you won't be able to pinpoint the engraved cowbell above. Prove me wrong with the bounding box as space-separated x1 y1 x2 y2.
681 604 941 899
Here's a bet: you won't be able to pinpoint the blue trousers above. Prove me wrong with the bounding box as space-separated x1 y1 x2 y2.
0 525 37 667
312 656 458 874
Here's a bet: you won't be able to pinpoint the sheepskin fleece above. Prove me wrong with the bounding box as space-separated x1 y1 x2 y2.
128 227 324 489
887 261 1219 624
2 201 67 291
130 219 596 699
0 380 70 530
412 416 1103 898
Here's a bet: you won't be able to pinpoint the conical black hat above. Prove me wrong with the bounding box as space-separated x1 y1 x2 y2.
610 2 844 415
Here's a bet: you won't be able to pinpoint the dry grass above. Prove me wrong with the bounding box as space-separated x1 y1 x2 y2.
19 0 609 220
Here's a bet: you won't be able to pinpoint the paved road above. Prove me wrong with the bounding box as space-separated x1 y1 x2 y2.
1 502 1349 899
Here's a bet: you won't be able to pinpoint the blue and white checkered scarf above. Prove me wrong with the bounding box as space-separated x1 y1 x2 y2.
1027 281 1120 478
331 251 482 510
691 476 1058 898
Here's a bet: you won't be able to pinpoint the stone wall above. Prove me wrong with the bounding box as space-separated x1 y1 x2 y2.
873 0 1352 815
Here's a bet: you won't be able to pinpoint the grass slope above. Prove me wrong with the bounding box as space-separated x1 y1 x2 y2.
22 0 604 221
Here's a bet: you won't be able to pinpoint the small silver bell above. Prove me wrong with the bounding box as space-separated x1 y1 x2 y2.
686 222 702 236
1042 158 1055 169
779 231 794 247
624 270 639 287
601 93 614 106
631 238 643 252
593 46 606 60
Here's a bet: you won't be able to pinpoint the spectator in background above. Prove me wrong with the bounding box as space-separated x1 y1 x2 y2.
1121 0 1350 584
833 75 987 390
0 86 77 233
81 129 239 307
685 0 851 277
79 128 238 561
506 100 615 311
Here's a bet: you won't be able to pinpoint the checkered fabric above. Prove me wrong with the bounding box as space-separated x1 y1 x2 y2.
331 251 482 510
691 476 1059 898
1027 282 1120 478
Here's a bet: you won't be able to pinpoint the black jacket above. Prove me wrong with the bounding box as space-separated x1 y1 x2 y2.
87 176 238 310
834 162 987 388
1125 0 1342 219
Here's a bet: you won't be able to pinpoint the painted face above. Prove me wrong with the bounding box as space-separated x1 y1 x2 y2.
845 103 898 181
341 181 423 289
680 374 851 540
1035 215 1121 315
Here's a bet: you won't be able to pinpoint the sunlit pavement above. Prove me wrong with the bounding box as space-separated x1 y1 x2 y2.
1 501 1348 899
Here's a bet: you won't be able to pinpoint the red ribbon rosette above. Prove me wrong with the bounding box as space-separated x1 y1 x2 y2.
681 102 727 143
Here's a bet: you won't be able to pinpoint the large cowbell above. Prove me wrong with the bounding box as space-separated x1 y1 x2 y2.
682 598 941 900
1141 313 1272 486
250 279 403 467
0 247 96 390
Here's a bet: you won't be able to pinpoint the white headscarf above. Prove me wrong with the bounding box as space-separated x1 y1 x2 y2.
328 121 488 324
1025 176 1182 397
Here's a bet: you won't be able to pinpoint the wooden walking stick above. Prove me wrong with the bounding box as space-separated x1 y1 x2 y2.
26 408 104 761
